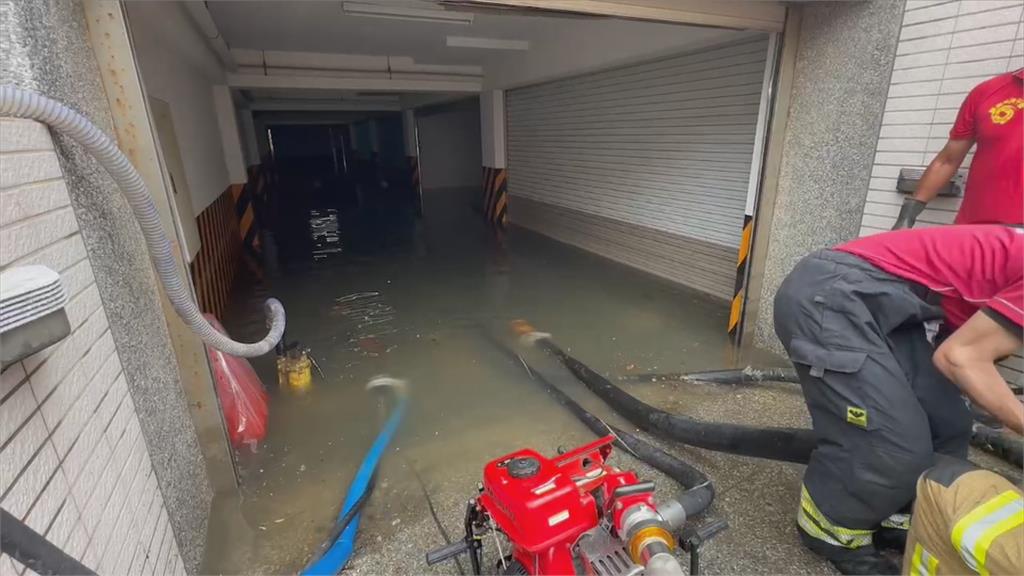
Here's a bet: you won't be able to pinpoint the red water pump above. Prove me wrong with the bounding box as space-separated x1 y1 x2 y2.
426 436 687 575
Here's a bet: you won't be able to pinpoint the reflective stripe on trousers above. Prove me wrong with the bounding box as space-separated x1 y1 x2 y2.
883 513 912 531
951 490 1024 575
798 485 874 549
910 543 939 576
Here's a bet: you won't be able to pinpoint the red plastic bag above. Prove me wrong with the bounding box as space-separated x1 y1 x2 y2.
204 314 269 451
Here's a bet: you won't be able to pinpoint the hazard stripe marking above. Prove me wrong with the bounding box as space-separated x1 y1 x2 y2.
728 214 754 344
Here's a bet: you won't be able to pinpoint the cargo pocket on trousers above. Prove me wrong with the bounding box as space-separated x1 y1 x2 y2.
788 338 874 432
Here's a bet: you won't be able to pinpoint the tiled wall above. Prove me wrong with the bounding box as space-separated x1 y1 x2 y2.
0 119 185 575
858 0 1023 385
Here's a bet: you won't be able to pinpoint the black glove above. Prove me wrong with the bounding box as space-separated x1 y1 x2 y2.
892 198 926 230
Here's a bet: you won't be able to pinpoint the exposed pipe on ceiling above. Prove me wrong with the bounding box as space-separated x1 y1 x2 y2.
183 1 238 72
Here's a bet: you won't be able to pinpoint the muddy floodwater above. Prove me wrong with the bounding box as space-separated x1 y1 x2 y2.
202 187 830 575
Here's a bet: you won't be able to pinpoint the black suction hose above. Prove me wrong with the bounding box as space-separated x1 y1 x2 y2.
485 334 713 518
971 424 1024 469
540 334 1022 468
626 365 1023 467
528 336 816 464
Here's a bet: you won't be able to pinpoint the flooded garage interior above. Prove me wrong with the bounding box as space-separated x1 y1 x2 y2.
202 169 825 573
3 2 1022 576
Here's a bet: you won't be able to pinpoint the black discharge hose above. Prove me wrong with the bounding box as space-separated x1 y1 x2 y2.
525 334 816 464
484 334 714 518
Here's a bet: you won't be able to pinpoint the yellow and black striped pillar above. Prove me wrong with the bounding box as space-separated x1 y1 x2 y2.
231 169 263 279
481 165 508 228
728 214 754 345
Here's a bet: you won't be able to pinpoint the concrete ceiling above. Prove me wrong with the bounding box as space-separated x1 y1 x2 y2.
210 1 693 64
207 0 744 91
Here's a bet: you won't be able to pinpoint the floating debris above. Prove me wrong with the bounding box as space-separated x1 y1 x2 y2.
357 337 387 355
332 292 399 355
335 292 380 303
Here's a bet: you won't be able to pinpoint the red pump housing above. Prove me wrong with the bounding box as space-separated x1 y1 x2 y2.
478 436 655 575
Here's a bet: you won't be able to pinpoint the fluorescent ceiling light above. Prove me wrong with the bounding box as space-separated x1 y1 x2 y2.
446 36 530 50
342 2 474 25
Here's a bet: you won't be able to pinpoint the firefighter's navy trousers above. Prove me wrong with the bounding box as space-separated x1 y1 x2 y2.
774 250 973 551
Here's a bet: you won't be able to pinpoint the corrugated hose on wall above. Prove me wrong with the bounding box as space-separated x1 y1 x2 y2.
0 85 284 357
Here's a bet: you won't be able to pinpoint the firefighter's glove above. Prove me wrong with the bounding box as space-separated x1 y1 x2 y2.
892 198 927 230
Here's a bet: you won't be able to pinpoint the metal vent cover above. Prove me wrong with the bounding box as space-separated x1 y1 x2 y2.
897 168 965 197
1 266 70 367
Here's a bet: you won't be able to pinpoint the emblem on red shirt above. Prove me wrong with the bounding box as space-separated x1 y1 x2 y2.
989 97 1024 125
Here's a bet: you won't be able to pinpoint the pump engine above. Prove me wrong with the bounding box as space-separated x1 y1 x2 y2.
426 436 688 576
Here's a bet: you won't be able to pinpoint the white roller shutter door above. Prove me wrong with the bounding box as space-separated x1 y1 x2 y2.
507 36 769 298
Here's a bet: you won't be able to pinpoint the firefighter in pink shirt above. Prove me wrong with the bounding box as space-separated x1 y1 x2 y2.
774 225 1023 574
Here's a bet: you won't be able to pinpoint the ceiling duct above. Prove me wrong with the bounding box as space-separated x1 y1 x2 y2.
232 49 483 80
342 1 475 24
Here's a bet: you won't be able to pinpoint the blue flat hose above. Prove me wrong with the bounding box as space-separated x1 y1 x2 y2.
303 389 408 575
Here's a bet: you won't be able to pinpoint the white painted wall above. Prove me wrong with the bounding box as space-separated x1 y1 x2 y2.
126 1 232 215
417 100 483 189
0 119 185 575
213 85 247 184
237 106 260 167
402 109 418 157
858 0 1023 386
480 90 506 169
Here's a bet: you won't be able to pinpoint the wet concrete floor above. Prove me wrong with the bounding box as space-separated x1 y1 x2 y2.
200 188 1017 575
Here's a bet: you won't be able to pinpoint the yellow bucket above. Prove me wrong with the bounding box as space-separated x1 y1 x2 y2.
277 352 312 392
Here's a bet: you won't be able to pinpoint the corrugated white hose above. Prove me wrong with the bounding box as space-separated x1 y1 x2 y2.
1 85 285 357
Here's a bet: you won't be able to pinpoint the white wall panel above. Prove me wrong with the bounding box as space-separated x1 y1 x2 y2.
417 100 483 190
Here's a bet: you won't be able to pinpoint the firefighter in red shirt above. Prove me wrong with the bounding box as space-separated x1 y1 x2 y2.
893 69 1023 228
774 226 1023 574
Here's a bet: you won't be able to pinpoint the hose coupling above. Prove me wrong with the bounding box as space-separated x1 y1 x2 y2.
621 505 677 567
509 319 551 345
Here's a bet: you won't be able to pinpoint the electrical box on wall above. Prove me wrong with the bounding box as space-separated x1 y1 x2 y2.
897 168 965 197
1 266 70 367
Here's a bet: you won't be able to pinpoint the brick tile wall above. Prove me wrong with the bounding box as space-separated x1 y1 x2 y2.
0 119 185 574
